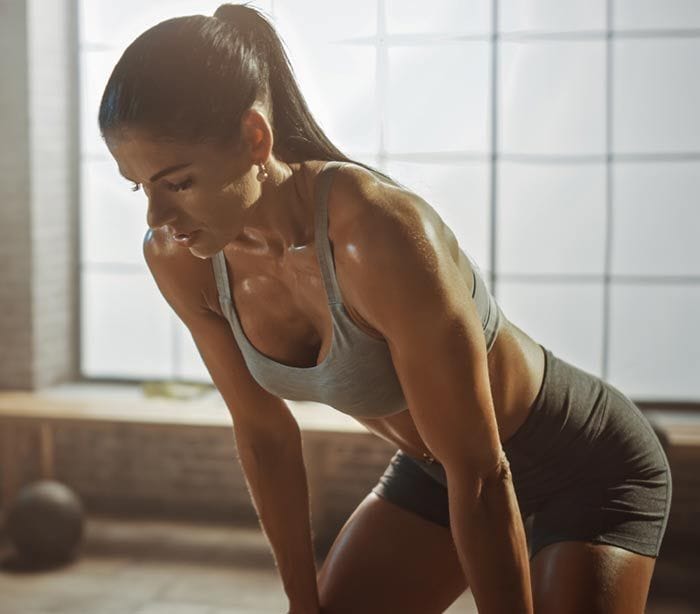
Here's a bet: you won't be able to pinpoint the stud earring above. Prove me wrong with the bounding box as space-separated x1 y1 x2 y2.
256 162 269 182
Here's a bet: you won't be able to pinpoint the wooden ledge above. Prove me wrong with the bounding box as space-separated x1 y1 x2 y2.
1 388 698 443
0 385 369 509
644 409 700 448
0 385 366 434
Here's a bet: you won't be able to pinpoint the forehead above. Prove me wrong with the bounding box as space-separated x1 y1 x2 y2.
106 128 198 160
105 128 228 178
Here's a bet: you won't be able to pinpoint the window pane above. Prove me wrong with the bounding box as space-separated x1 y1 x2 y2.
385 0 491 35
273 0 376 41
609 284 700 400
614 0 700 30
499 40 606 155
614 39 700 153
80 49 123 156
79 0 256 48
81 270 174 379
499 0 606 32
281 42 378 154
81 158 147 265
497 161 607 275
612 161 700 277
272 2 379 154
498 280 605 376
386 42 491 153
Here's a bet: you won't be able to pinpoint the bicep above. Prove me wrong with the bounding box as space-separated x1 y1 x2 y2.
338 199 505 484
390 312 505 485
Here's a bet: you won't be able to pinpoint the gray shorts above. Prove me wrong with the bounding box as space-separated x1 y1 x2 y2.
371 345 672 560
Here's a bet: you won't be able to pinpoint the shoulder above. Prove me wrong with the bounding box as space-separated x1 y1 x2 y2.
325 161 458 275
143 228 222 318
325 161 446 252
324 162 466 335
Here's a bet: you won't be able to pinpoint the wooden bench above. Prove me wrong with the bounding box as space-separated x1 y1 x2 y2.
0 385 365 508
2 386 697 509
642 408 700 449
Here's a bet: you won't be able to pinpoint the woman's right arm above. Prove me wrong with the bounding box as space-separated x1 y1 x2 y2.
235 417 320 613
143 230 320 613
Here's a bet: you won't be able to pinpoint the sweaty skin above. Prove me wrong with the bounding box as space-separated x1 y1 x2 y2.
188 159 544 461
105 109 545 482
210 160 546 461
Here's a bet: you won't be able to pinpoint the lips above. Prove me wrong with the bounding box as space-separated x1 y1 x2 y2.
170 229 200 246
170 226 195 236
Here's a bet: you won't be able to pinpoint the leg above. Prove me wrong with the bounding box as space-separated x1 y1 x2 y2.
317 492 467 614
530 540 656 614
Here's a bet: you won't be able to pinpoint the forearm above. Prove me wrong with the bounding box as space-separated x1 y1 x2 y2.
447 464 533 614
236 429 320 612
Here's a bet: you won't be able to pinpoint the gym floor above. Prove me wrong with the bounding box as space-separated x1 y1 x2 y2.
0 516 696 614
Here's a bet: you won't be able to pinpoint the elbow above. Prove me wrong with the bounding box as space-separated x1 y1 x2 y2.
484 448 512 485
445 447 512 501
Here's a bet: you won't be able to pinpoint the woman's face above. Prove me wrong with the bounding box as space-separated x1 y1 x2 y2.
105 127 260 259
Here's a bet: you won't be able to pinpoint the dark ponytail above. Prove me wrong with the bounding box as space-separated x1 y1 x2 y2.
99 2 400 187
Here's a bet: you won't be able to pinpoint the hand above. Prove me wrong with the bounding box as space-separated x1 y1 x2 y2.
286 605 322 614
286 591 321 613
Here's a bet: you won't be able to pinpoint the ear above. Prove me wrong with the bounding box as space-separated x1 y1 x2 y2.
240 105 274 162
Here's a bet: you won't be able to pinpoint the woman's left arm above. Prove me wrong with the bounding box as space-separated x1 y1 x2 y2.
331 174 534 614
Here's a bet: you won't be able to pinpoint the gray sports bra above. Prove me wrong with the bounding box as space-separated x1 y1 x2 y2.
212 161 503 419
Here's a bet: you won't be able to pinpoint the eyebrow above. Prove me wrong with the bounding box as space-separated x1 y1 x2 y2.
119 162 192 183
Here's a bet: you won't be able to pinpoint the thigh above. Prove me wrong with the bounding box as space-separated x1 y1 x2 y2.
317 492 467 614
531 541 656 614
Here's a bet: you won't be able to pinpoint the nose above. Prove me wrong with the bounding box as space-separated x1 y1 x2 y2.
146 193 178 231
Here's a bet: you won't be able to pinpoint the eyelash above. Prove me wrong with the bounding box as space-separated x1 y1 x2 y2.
130 179 193 193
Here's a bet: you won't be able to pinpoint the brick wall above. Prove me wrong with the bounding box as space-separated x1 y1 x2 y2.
1 415 697 560
26 0 81 389
664 444 700 549
0 0 33 389
0 418 397 557
0 0 80 390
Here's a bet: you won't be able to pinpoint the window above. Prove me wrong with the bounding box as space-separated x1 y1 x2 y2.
79 0 700 401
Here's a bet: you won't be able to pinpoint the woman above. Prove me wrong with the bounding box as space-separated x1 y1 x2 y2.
99 4 672 613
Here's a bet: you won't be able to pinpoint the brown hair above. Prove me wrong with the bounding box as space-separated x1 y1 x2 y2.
98 2 401 187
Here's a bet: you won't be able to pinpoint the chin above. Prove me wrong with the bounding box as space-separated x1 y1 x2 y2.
189 245 213 260
185 231 215 260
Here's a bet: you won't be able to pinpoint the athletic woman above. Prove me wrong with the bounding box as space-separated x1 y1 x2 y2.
99 4 672 613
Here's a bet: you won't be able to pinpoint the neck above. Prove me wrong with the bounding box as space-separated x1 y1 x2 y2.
236 159 314 259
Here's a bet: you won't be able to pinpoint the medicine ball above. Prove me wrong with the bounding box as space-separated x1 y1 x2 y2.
5 480 85 565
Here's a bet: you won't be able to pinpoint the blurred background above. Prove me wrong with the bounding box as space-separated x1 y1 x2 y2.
0 1 698 613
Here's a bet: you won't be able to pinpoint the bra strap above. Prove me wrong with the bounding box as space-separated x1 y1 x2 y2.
314 161 347 305
212 250 232 305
